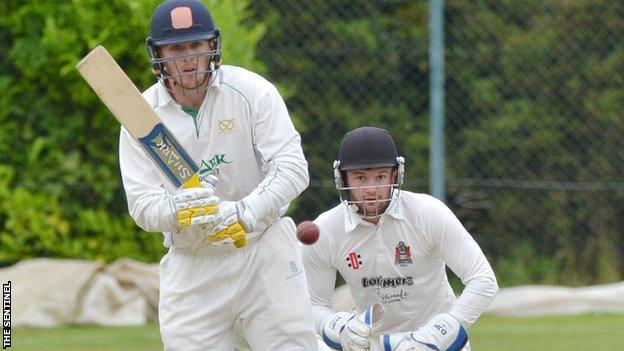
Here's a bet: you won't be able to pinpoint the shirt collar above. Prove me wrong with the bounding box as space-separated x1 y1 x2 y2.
342 191 404 233
209 67 222 89
385 192 404 220
155 80 174 108
342 203 364 234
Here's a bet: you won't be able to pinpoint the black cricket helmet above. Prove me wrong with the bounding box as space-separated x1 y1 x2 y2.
333 126 405 219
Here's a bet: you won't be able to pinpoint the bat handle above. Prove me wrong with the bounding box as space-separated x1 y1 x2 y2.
182 173 202 188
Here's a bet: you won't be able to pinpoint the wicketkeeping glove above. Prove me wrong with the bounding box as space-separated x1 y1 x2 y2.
378 313 468 351
322 304 385 351
205 200 256 248
171 182 219 229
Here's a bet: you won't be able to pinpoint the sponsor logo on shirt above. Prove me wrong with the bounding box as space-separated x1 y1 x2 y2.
394 241 413 267
373 288 410 304
346 252 363 270
361 276 414 288
199 153 232 178
218 119 236 134
362 276 413 304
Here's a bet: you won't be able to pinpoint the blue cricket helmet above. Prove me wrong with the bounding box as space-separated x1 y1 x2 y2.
146 0 222 91
147 0 220 47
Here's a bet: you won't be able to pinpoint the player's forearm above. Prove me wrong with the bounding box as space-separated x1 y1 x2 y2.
119 130 179 233
450 274 499 326
311 304 337 337
430 198 500 325
446 239 499 326
242 151 309 221
128 191 177 233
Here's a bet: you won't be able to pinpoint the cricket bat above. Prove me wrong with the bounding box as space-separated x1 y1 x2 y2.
76 45 201 189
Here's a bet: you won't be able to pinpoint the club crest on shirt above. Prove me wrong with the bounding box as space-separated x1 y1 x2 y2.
346 251 363 270
394 241 413 267
218 118 236 134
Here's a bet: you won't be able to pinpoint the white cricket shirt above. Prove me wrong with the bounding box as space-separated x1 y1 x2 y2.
119 65 309 248
303 191 498 336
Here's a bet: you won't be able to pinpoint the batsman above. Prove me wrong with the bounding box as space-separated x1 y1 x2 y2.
303 127 499 351
118 0 317 349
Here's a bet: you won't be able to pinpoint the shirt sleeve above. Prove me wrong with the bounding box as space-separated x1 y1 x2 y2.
302 226 339 336
424 198 499 327
241 84 309 221
119 127 177 233
119 127 203 245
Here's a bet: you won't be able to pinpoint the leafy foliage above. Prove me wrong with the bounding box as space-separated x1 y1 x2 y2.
445 0 624 284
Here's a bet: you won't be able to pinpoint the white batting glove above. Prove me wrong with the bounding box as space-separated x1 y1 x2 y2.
170 180 219 229
378 313 468 351
322 304 385 351
205 200 256 248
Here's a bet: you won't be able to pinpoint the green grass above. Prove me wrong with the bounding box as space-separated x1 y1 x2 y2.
11 324 162 351
11 313 624 350
471 313 624 350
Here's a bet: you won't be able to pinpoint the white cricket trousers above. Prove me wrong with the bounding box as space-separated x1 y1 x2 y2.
158 217 318 351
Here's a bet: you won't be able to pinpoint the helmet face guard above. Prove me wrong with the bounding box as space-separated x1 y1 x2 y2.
146 0 222 95
333 126 405 220
147 37 221 95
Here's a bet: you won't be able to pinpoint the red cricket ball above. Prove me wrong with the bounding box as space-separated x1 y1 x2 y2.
296 220 320 245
